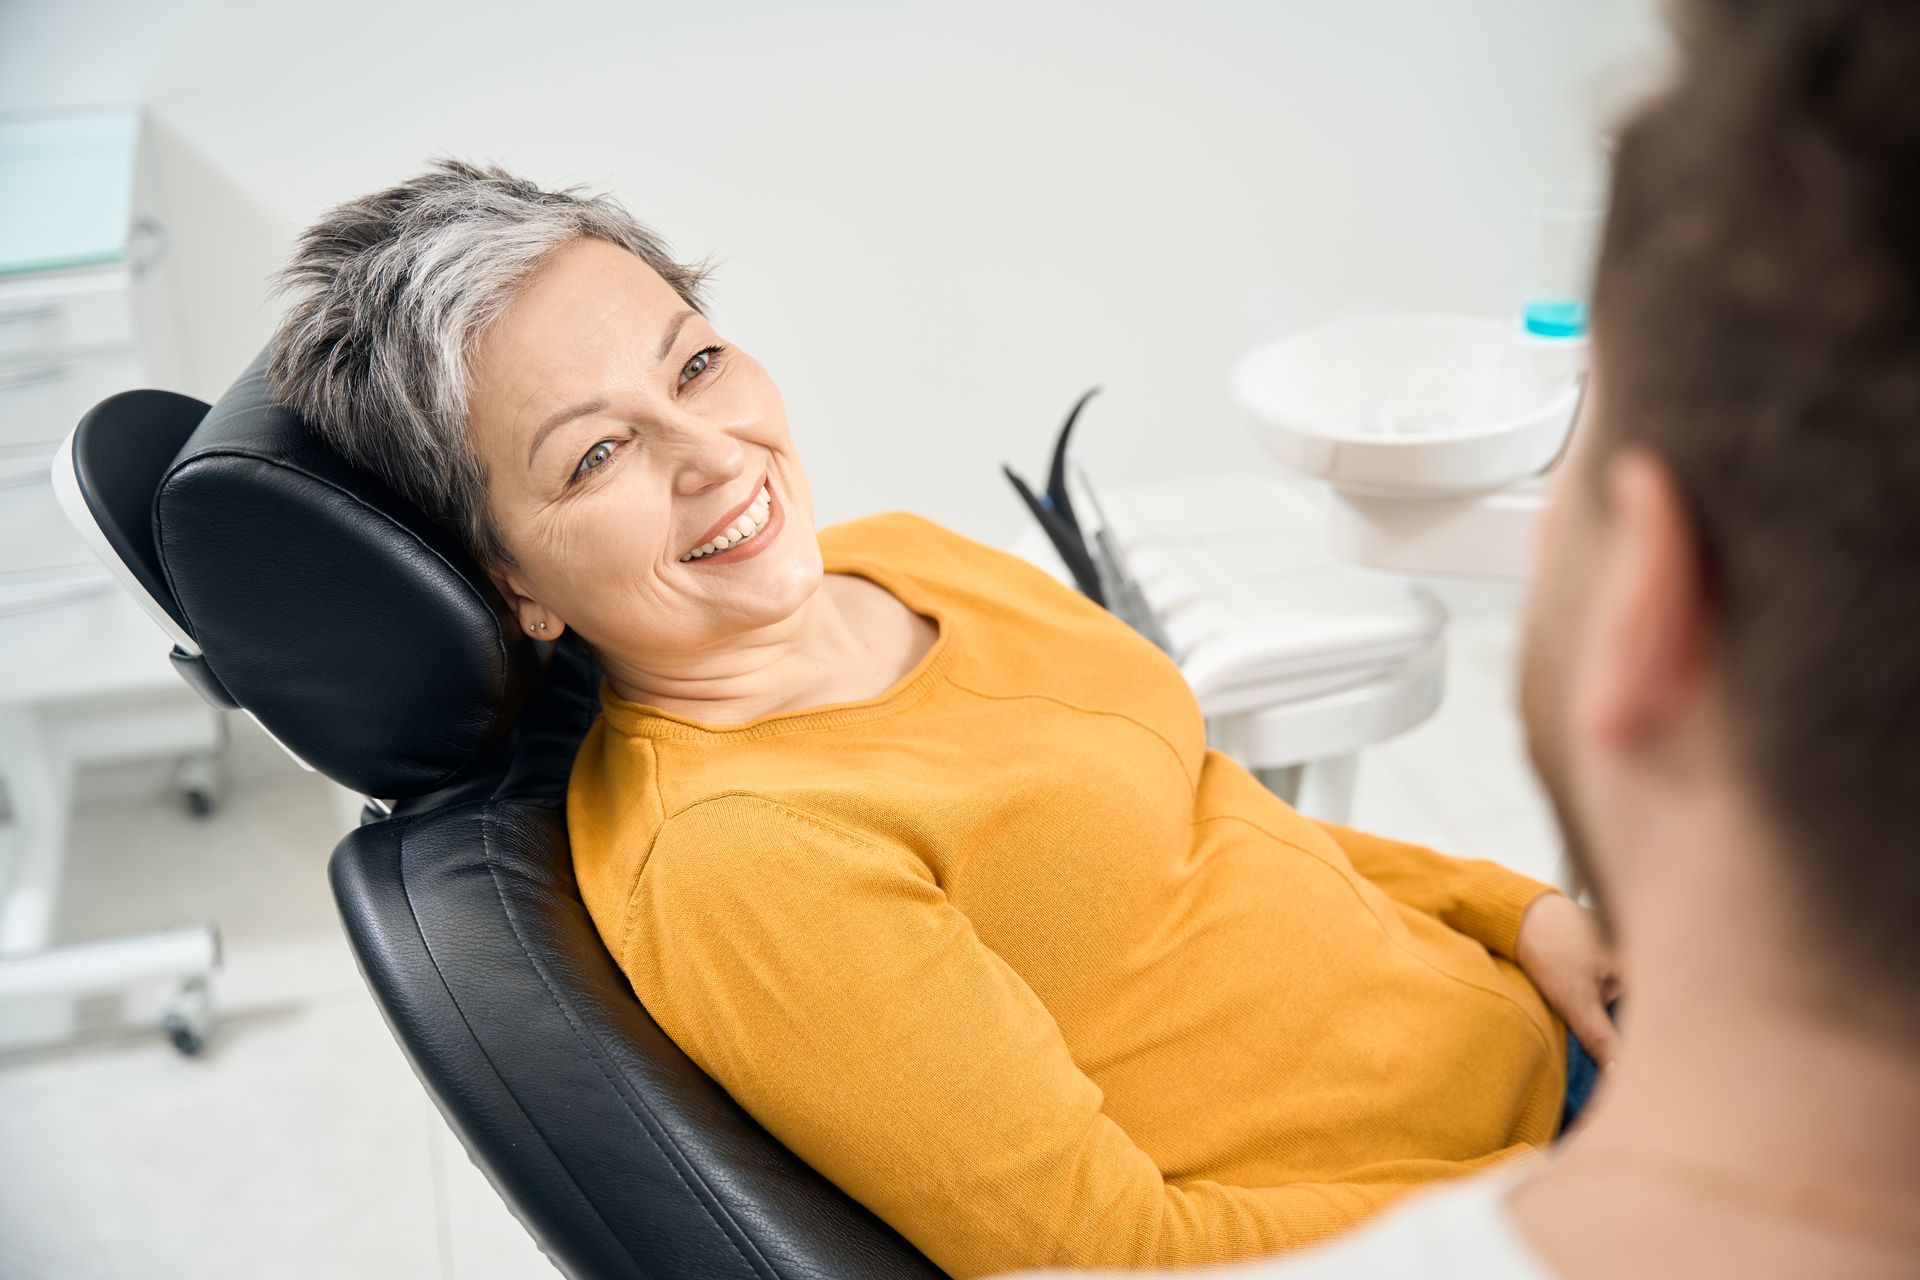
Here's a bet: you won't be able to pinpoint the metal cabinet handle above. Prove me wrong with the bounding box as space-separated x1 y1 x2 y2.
131 216 168 276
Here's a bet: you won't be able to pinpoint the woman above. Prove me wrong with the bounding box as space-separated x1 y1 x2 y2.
268 160 1621 1280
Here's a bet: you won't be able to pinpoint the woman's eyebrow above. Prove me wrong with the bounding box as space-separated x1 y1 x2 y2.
526 399 607 469
655 308 696 361
524 309 699 470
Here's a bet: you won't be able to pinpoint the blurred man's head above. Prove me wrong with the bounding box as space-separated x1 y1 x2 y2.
1521 0 1920 1033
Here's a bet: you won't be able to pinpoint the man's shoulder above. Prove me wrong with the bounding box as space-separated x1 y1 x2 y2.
1234 1168 1553 1280
995 1164 1554 1280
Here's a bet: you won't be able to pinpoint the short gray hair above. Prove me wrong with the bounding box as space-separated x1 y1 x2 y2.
266 157 714 569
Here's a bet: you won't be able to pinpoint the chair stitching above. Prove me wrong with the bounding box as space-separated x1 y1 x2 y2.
472 808 784 1280
388 805 648 1272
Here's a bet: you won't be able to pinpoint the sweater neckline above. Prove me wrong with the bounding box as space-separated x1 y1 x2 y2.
596 546 954 742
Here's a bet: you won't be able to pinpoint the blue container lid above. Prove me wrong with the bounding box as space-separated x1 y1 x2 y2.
1523 299 1588 339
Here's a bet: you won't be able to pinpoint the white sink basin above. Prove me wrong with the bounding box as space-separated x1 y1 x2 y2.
1233 312 1579 498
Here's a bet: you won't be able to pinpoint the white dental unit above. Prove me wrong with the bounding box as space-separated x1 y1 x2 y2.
1010 308 1586 824
1010 468 1448 823
1010 173 1594 822
0 108 223 1054
1238 310 1588 581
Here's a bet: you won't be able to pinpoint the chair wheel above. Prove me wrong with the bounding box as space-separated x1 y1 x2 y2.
164 1019 207 1056
162 976 214 1057
172 752 226 820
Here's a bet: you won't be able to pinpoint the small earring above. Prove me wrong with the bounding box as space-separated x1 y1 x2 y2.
532 621 548 633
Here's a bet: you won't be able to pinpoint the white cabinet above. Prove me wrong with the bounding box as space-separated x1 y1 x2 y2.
0 106 222 1054
0 107 154 584
0 269 150 580
0 267 141 361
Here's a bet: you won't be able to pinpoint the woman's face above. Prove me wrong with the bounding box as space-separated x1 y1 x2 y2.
465 236 822 673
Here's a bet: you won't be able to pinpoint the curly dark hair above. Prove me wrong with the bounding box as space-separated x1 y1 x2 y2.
1593 0 1920 1002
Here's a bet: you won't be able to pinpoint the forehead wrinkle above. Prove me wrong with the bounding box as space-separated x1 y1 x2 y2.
482 250 691 490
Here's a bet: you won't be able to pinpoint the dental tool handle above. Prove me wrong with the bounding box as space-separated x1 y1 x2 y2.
1092 526 1176 656
1045 386 1101 545
1003 464 1108 607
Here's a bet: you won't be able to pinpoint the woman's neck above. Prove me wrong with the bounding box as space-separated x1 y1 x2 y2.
598 573 884 725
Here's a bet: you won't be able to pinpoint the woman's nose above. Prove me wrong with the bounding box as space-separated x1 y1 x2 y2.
666 431 751 494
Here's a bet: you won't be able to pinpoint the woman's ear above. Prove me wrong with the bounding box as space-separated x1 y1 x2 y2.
485 561 567 641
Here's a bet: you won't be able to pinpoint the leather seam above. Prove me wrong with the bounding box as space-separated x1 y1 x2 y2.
469 808 782 1280
388 806 647 1271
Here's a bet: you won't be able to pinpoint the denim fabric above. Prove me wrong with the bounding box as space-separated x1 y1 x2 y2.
1557 1000 1621 1135
1559 1027 1600 1135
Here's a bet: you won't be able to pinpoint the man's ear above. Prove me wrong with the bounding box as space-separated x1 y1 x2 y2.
1573 446 1712 751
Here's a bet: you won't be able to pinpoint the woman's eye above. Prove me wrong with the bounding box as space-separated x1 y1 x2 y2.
680 344 724 386
573 440 615 480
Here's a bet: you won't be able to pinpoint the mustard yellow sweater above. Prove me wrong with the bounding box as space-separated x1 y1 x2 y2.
567 511 1566 1280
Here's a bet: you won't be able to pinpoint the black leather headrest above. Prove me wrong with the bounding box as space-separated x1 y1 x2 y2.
154 346 539 800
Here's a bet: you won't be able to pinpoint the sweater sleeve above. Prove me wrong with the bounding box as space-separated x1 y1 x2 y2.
1312 821 1561 960
623 794 1435 1280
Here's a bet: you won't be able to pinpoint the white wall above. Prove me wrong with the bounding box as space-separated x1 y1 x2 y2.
1 0 1665 545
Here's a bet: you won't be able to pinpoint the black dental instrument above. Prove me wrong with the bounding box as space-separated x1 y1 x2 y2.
1002 386 1108 607
1003 390 1177 656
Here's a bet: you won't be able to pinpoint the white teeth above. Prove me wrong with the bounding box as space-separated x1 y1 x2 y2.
679 484 775 561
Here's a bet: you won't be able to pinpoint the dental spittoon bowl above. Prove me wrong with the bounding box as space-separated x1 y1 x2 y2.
1233 312 1579 498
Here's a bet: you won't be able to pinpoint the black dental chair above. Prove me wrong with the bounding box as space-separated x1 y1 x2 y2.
58 349 950 1280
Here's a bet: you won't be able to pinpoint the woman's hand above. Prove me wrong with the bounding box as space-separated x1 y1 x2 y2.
1515 892 1624 1068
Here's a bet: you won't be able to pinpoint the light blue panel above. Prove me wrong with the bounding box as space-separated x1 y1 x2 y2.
0 107 141 277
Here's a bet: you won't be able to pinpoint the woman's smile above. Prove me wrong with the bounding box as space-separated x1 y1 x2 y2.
678 475 783 566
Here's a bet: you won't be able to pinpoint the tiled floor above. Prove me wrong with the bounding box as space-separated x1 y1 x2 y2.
0 572 1564 1280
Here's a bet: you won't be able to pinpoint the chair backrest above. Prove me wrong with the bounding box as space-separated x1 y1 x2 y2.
60 351 949 1280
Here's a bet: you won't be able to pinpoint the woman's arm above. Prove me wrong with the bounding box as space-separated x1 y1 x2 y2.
1311 821 1560 959
624 794 1426 1280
